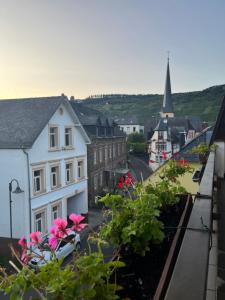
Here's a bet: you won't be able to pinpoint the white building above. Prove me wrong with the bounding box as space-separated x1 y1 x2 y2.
115 116 144 135
149 59 199 171
0 96 90 240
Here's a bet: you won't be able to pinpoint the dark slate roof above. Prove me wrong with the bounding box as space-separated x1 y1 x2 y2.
211 95 225 142
154 118 168 131
70 100 125 139
167 117 195 131
70 100 115 127
0 96 67 149
114 115 141 125
162 61 174 114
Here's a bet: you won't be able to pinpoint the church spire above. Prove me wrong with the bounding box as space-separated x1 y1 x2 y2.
161 56 174 118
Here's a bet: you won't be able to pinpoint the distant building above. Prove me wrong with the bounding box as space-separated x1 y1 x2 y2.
149 59 203 171
70 100 127 207
0 96 90 240
114 116 144 135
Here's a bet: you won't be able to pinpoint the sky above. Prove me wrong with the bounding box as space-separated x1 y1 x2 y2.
0 0 225 99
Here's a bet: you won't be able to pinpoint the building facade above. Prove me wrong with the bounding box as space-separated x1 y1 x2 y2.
114 116 144 135
149 59 202 171
70 101 127 207
0 96 90 240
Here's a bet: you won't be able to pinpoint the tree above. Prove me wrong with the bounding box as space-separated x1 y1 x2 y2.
127 133 147 154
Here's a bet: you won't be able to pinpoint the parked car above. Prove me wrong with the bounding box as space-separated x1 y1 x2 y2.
29 231 81 268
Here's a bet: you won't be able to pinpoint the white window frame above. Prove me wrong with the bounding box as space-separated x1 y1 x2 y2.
50 162 61 190
77 160 85 180
32 165 46 196
33 207 47 233
51 201 62 222
65 160 74 184
64 127 73 148
49 125 59 150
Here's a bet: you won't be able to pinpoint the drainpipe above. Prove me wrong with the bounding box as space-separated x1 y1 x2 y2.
22 148 32 235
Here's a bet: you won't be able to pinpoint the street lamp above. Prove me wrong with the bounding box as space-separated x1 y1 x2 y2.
9 179 24 239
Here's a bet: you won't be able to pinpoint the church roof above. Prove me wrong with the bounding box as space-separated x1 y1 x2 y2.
154 118 168 131
162 60 174 114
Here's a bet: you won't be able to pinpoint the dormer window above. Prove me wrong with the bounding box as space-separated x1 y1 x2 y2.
65 127 73 148
49 126 59 149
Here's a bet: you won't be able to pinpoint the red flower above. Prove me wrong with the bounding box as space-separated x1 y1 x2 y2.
162 152 167 160
118 181 124 189
177 159 188 166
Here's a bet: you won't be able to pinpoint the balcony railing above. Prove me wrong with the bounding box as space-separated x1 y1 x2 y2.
165 151 215 300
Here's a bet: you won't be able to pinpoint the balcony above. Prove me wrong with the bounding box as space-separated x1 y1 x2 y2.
164 152 217 300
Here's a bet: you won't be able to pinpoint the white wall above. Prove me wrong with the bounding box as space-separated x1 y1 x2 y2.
0 104 88 239
28 104 88 232
119 124 144 135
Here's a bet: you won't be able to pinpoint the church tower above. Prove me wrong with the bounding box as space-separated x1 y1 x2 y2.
161 58 174 118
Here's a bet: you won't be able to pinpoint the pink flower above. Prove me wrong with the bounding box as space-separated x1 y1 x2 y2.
50 226 63 238
30 231 42 245
48 235 59 250
21 249 29 264
18 236 27 249
69 213 87 232
53 218 71 236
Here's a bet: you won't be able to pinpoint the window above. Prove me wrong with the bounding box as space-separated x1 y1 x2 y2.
105 146 108 161
77 160 84 179
50 164 60 189
65 162 73 184
118 143 120 155
51 202 62 221
94 175 98 190
49 126 59 149
109 145 112 159
99 148 103 163
65 127 73 147
127 127 130 133
133 127 136 132
113 144 116 158
33 167 45 195
100 172 103 186
94 150 97 165
34 209 46 233
158 131 164 139
156 142 167 151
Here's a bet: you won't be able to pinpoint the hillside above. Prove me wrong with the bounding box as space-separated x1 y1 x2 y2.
80 84 225 124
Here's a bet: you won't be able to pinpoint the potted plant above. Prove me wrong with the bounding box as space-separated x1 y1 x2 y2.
190 143 217 164
98 160 193 299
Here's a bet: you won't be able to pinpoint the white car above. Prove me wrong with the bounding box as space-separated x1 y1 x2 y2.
29 231 81 268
